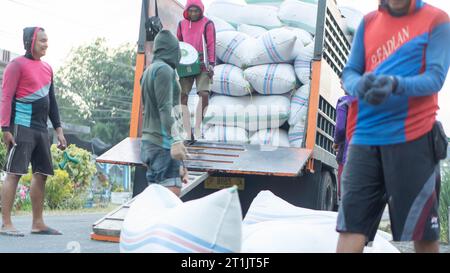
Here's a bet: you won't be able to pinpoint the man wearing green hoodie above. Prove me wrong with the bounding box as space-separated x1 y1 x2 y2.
140 30 188 197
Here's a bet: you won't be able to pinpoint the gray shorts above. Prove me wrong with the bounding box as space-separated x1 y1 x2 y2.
336 128 441 242
179 72 212 95
3 125 54 176
140 140 182 188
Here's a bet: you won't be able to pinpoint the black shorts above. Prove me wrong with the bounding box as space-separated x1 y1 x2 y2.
3 125 54 176
336 129 441 242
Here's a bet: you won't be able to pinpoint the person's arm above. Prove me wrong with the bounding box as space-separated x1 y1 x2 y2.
205 21 216 66
334 99 349 145
176 22 183 42
48 79 62 130
342 20 366 97
395 19 450 97
1 61 21 132
48 77 67 149
153 66 183 143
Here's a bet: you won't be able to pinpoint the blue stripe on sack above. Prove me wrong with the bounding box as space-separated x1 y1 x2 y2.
120 236 194 253
291 98 308 106
226 65 232 95
121 224 233 253
221 38 236 62
266 129 271 145
263 65 270 95
224 125 227 142
269 35 284 62
14 102 32 127
222 36 245 63
220 65 227 95
263 34 284 63
263 35 277 63
269 65 276 95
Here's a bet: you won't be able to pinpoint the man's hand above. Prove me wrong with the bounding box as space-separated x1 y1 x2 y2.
207 65 214 79
364 76 397 106
332 143 339 153
2 131 16 149
180 166 189 184
55 127 67 150
171 141 188 161
355 73 376 99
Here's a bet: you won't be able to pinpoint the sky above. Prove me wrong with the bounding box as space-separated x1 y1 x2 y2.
0 0 450 133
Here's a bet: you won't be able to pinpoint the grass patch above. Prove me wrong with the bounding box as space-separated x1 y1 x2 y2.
440 160 450 244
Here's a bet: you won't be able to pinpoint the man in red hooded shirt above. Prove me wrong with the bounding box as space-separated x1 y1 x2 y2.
177 0 216 140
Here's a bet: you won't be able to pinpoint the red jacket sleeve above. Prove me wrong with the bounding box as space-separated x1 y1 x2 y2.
1 61 21 132
205 21 216 65
177 22 183 41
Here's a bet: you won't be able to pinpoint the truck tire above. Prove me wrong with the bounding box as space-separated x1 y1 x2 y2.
318 170 336 211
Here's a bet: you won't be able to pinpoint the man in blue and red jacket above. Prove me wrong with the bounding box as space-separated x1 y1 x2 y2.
337 0 450 253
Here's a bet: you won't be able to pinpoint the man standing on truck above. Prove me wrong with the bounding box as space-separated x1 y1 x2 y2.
1 27 67 237
140 30 189 197
337 0 450 253
177 0 216 140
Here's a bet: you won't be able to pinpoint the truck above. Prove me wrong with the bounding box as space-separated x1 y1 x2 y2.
91 0 350 242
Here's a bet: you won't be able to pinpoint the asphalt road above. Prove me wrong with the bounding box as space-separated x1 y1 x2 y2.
0 213 119 253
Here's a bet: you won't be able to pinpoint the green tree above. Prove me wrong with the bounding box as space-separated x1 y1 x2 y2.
440 159 450 243
55 38 136 145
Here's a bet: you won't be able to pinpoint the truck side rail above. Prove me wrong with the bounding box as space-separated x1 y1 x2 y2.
305 0 351 170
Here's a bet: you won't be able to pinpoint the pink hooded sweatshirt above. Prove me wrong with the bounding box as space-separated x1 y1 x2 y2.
177 0 216 70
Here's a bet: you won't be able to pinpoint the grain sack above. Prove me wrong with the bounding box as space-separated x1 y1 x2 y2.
216 31 253 68
241 191 400 253
278 0 318 34
204 95 290 132
120 184 242 253
244 64 297 95
294 40 315 85
210 16 235 33
289 85 310 125
339 6 364 35
246 0 318 4
248 28 297 66
212 64 252 96
249 128 290 147
245 0 283 6
237 24 267 38
204 125 249 143
208 1 283 29
284 27 314 60
289 122 306 148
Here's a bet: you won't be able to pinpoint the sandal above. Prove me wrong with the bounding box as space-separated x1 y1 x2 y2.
31 227 63 235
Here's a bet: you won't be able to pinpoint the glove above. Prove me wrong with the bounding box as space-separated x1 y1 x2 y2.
355 73 376 99
170 141 188 161
364 75 397 106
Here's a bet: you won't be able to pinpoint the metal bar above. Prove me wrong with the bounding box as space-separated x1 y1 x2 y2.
313 0 328 60
137 0 148 53
129 54 146 138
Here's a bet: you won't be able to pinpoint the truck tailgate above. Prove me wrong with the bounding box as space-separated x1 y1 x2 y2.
96 138 312 177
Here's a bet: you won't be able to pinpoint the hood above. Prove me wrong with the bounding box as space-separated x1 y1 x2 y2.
379 0 424 16
23 27 44 60
153 30 181 69
183 0 205 20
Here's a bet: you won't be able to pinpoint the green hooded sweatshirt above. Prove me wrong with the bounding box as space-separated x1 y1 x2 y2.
141 30 183 149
